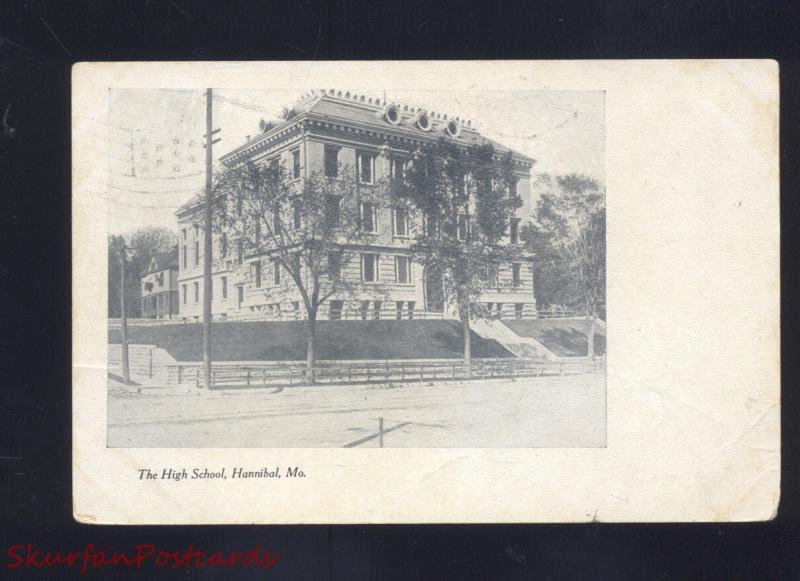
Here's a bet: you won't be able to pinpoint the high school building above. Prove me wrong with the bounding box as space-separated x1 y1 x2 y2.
175 89 536 322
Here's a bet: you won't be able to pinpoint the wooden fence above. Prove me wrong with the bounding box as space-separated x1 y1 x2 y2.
165 357 605 389
109 307 605 328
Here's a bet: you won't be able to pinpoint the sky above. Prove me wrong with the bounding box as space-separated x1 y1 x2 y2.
107 87 604 235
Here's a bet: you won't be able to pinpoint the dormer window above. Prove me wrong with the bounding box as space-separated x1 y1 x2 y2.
384 104 402 125
416 110 432 131
446 119 461 138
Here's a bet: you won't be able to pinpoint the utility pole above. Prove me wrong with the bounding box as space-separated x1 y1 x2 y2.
120 239 130 383
203 88 213 389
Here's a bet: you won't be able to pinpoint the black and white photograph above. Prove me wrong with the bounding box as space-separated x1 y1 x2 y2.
105 84 606 448
71 60 778 525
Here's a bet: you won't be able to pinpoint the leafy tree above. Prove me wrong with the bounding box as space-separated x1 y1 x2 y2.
212 159 384 383
395 138 523 370
524 173 605 357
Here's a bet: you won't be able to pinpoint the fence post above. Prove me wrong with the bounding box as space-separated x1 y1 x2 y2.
378 417 384 448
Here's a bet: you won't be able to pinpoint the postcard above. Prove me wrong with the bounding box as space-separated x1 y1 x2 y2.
72 60 779 523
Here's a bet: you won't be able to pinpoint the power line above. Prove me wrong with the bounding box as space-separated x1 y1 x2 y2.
108 169 204 180
213 94 273 114
108 183 201 195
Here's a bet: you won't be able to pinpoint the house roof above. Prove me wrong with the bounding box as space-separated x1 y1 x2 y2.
142 246 179 276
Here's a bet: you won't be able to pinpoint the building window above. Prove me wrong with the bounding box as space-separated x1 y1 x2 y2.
236 239 244 264
328 251 341 279
395 256 411 284
291 149 301 179
361 253 379 282
324 146 339 178
254 261 262 288
272 259 281 285
372 300 382 320
221 276 228 300
326 195 341 225
272 204 281 233
193 282 199 303
425 212 438 237
182 228 187 241
515 303 524 319
392 207 408 237
360 300 370 320
486 263 499 288
390 157 410 184
182 244 187 268
193 223 199 238
395 301 404 320
512 263 521 287
510 218 521 244
457 213 469 240
407 300 415 319
293 200 302 229
360 202 377 233
182 284 187 304
330 300 344 320
237 285 244 306
357 152 374 184
220 232 228 257
194 240 200 265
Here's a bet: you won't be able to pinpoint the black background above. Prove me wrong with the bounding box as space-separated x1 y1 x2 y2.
1 1 799 578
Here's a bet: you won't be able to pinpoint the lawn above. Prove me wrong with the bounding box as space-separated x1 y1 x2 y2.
108 319 514 362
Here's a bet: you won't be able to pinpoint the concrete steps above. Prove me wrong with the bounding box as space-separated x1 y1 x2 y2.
470 319 558 360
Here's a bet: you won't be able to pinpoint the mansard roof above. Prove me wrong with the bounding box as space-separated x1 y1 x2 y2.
219 89 535 168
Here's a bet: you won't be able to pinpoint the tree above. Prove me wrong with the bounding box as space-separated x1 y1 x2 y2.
213 159 384 384
396 138 523 370
524 173 605 358
107 226 178 318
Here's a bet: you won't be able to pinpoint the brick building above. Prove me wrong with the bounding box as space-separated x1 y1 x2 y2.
175 89 536 322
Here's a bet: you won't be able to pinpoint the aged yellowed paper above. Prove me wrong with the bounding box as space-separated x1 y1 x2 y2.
73 60 779 523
